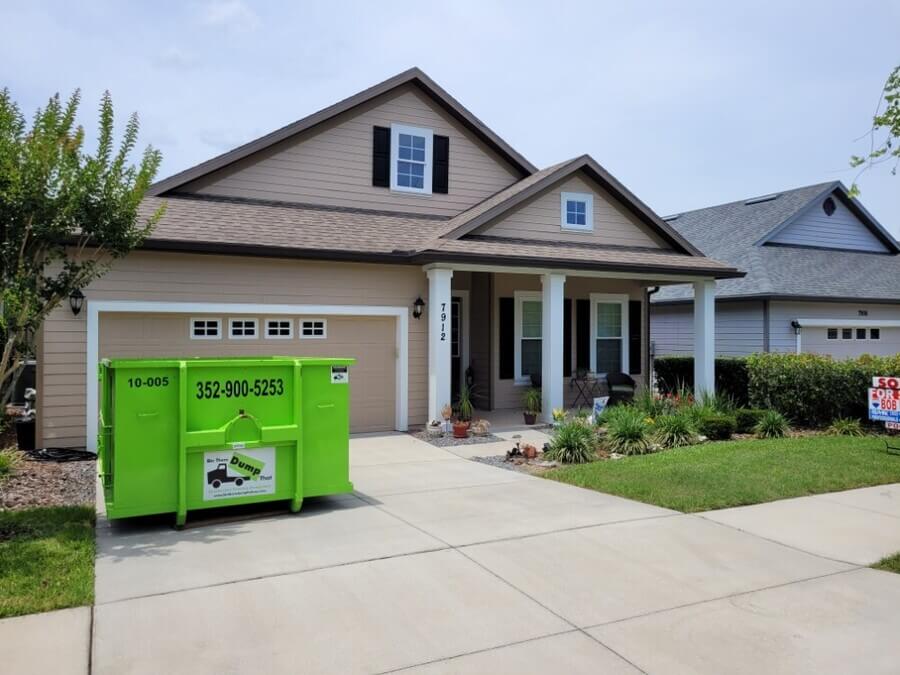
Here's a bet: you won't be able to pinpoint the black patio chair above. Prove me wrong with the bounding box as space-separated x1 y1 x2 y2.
605 372 636 407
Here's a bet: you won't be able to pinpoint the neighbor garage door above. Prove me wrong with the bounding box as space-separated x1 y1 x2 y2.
98 312 396 433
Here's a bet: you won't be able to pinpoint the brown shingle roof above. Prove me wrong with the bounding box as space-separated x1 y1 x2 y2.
138 194 743 278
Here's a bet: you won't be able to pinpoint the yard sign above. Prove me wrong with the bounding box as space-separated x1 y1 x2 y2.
869 376 900 426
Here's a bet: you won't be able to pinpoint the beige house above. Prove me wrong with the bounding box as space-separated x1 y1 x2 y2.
36 68 741 451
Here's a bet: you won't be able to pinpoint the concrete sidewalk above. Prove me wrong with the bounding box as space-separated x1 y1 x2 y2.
3 433 900 674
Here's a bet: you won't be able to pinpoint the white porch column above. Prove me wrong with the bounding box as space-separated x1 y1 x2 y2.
427 268 453 422
541 273 566 422
693 279 716 396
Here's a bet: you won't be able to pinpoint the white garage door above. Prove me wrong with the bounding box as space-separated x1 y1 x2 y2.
99 312 396 433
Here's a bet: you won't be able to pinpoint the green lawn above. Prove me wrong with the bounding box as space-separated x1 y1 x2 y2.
0 506 95 618
873 553 900 574
546 436 900 513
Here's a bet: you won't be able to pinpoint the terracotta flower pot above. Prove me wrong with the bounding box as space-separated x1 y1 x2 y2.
452 422 470 439
522 443 537 459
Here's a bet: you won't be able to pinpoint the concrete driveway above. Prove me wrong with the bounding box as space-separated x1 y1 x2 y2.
5 432 900 674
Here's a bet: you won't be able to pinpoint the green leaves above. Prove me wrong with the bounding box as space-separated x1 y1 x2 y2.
849 64 900 195
0 88 162 398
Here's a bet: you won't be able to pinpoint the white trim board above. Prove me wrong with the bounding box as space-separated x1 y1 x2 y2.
85 300 409 452
794 318 900 328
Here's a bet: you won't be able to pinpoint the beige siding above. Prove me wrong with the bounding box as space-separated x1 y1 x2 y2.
39 251 428 446
98 314 395 433
490 274 647 411
181 85 521 217
477 175 669 249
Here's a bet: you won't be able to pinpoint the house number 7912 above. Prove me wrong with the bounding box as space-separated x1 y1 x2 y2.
440 302 447 341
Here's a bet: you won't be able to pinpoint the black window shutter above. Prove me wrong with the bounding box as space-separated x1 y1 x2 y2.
575 299 590 371
372 126 390 187
433 135 449 193
498 297 514 380
628 300 642 374
563 299 572 377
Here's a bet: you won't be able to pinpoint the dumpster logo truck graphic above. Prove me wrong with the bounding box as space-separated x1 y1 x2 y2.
203 447 275 501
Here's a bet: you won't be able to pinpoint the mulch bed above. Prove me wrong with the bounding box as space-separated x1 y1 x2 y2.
411 430 505 448
1 420 96 510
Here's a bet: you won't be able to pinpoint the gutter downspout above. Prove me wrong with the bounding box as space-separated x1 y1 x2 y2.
762 299 770 352
647 286 660 390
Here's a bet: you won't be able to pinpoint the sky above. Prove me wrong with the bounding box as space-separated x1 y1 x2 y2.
2 0 898 235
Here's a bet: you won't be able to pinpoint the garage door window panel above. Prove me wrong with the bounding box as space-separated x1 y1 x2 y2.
191 318 222 340
300 319 327 339
229 318 258 339
265 319 293 339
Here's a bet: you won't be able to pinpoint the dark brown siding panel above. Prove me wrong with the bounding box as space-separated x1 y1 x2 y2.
576 299 590 371
629 300 642 374
499 297 514 380
372 126 391 187
563 298 572 377
433 135 449 194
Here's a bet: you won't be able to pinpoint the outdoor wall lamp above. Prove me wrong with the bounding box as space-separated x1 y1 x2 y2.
791 320 801 336
412 297 425 320
69 289 85 316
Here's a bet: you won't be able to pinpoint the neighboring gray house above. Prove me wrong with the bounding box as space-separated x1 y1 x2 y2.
651 182 900 358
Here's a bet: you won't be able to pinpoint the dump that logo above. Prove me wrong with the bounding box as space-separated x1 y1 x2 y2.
203 447 275 501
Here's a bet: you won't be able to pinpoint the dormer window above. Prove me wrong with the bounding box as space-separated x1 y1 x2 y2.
560 192 593 231
390 124 433 194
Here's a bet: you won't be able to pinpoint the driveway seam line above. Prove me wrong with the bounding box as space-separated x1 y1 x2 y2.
353 477 526 499
94 544 450 606
582 566 863 631
695 513 866 566
810 494 900 521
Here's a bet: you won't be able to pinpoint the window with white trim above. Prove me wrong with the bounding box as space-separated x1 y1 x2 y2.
841 328 853 340
856 328 867 340
265 318 293 339
826 326 883 341
514 293 542 383
390 124 432 194
590 294 628 375
190 318 221 340
300 319 327 339
229 318 258 339
870 328 881 340
826 328 838 340
560 192 594 231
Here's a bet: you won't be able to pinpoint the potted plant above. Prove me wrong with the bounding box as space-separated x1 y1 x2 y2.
426 419 443 437
522 387 541 425
470 418 491 436
452 385 474 438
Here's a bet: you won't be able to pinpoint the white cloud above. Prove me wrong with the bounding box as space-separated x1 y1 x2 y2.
154 46 197 70
198 0 261 31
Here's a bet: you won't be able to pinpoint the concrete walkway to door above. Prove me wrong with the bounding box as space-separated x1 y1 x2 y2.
4 432 900 674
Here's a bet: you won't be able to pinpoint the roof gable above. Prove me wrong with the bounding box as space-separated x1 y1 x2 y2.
430 155 701 255
756 183 899 253
147 67 535 197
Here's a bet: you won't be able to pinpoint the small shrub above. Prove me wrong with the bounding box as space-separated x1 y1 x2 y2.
755 410 790 439
0 448 22 478
604 406 653 455
522 388 542 414
734 408 767 434
545 419 597 464
696 412 736 441
653 413 698 449
654 356 750 406
826 417 865 437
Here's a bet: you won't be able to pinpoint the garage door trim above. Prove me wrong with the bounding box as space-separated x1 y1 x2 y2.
85 300 409 452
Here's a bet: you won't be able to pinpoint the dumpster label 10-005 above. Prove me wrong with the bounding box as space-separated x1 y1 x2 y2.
203 447 275 501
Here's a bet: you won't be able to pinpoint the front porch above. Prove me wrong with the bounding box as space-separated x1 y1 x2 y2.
425 264 717 425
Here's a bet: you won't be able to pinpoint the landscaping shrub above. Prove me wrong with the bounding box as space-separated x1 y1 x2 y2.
653 413 698 449
747 353 900 427
604 406 653 455
654 356 750 406
754 410 790 439
545 419 598 464
696 412 736 441
734 408 767 434
827 417 865 437
0 449 21 479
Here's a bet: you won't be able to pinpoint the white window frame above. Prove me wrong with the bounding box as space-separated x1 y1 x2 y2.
190 317 222 340
264 318 294 340
870 328 881 340
513 291 542 385
299 318 327 339
560 191 594 232
589 293 629 375
390 123 433 195
854 327 868 341
228 318 258 340
826 328 839 340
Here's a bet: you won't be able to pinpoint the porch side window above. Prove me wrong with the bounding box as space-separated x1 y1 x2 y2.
590 294 628 375
515 294 542 383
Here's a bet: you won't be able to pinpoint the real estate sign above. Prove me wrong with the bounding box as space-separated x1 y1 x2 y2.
868 384 900 424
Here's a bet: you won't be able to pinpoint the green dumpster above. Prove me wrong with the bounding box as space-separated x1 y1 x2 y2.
98 356 355 526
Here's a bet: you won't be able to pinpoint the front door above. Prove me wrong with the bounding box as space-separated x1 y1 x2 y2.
451 296 461 403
